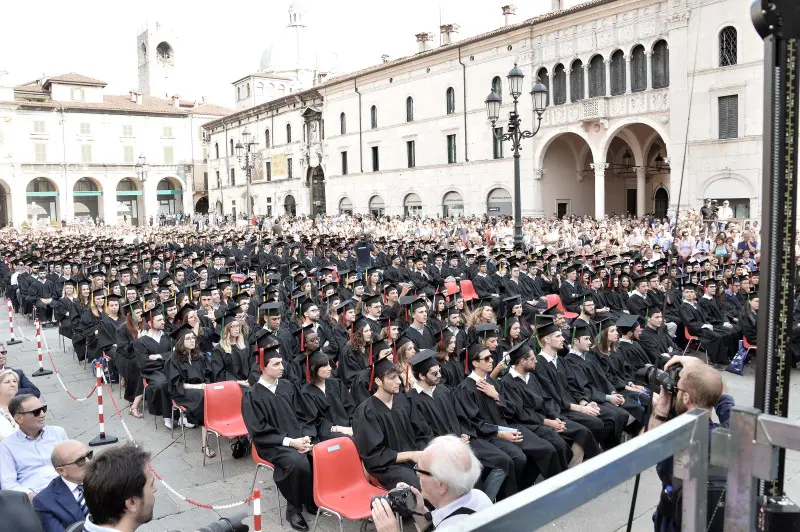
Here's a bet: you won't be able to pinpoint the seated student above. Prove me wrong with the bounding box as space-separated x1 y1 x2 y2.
337 319 373 390
300 350 355 441
352 356 426 490
241 345 317 532
351 339 403 407
134 306 175 429
406 349 512 502
501 342 601 468
740 295 758 346
638 306 680 369
211 312 251 386
455 343 564 492
166 324 217 459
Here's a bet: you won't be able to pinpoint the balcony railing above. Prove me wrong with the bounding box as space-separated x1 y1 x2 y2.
542 88 670 127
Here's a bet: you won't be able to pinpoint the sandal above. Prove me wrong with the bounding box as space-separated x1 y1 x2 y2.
129 406 143 419
202 446 217 459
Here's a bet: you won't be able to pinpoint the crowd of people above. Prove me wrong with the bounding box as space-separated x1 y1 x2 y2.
0 208 783 531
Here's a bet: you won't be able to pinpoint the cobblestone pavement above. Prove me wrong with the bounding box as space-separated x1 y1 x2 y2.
7 318 800 531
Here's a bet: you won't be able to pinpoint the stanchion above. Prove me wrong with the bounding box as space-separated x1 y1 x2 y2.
89 362 118 447
31 319 52 377
252 488 261 532
6 299 21 345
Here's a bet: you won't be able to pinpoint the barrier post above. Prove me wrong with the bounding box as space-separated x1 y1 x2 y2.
31 319 52 377
89 362 119 447
6 299 21 345
252 488 261 532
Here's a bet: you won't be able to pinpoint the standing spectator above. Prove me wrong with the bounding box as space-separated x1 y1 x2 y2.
354 234 374 275
717 200 733 231
676 230 695 263
700 199 714 230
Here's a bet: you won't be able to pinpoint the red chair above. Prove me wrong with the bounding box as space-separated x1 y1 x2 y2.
546 294 579 320
459 280 479 302
203 380 249 476
171 400 188 451
683 329 708 364
250 443 282 526
311 437 388 532
444 281 460 297
743 337 757 360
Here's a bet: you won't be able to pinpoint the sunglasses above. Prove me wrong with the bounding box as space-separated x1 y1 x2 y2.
478 355 493 363
62 450 93 467
413 463 434 477
19 405 48 417
0 350 7 355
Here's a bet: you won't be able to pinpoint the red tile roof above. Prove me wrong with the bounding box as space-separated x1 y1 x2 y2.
45 73 107 87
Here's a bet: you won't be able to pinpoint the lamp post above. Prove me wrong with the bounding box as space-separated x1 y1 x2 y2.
485 63 548 250
235 128 258 218
134 154 149 227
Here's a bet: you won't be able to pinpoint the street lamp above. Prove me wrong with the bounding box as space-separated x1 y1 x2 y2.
236 128 258 217
134 154 149 226
485 63 549 250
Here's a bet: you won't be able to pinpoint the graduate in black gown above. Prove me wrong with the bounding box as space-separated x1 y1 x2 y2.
501 342 601 466
241 344 317 531
97 294 125 380
336 319 372 390
638 306 679 369
300 350 355 441
401 297 437 350
435 330 464 387
211 318 252 385
166 324 217 459
406 349 512 502
134 306 175 428
678 283 734 366
352 356 426 490
350 340 400 407
115 301 145 415
75 289 106 363
53 280 78 339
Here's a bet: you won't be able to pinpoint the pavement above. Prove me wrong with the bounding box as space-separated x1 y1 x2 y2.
7 317 800 532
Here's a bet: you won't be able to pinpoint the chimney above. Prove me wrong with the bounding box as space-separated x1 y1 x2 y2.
129 90 137 103
440 23 460 46
502 4 517 26
135 92 143 105
170 94 181 107
416 32 433 53
381 54 390 63
551 0 562 12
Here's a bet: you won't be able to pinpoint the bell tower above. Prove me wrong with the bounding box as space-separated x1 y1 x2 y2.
137 22 178 99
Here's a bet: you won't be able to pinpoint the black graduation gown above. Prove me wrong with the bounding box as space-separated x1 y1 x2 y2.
134 333 173 416
402 324 436 350
438 357 464 387
241 381 315 510
678 301 732 364
741 311 757 345
626 292 650 317
97 314 124 374
639 326 679 369
501 372 600 460
166 354 214 425
299 378 354 441
617 340 655 371
115 324 142 402
75 310 103 363
559 280 586 314
336 345 367 390
352 394 424 490
455 375 562 489
472 274 498 299
53 297 78 338
406 385 514 496
589 351 649 429
210 344 251 382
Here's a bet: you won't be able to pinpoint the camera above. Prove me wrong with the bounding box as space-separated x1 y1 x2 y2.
192 510 249 532
371 487 417 518
635 363 682 395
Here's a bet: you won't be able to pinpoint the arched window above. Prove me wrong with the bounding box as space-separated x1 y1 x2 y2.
370 105 378 129
340 112 346 134
214 142 219 159
446 87 455 114
588 55 605 98
491 76 503 101
631 45 647 92
570 59 584 102
237 87 241 101
610 50 626 95
286 123 292 143
406 96 414 122
652 40 670 88
229 138 234 156
264 129 271 148
553 64 566 105
246 83 251 98
719 26 737 66
536 68 549 106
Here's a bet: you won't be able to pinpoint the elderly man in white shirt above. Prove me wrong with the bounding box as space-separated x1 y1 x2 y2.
717 200 734 230
372 435 492 532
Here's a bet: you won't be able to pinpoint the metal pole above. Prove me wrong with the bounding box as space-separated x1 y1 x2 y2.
513 136 522 250
246 151 252 218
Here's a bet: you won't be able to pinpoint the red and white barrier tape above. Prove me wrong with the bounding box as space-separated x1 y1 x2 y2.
39 328 98 401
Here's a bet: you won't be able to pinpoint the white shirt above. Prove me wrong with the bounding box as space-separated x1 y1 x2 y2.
62 477 83 504
258 378 292 447
539 350 558 368
467 372 484 383
431 489 493 530
568 349 586 361
508 367 529 384
412 383 435 398
82 518 123 532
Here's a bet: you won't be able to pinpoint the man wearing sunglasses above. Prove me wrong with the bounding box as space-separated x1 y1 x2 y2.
33 440 92 532
0 394 67 499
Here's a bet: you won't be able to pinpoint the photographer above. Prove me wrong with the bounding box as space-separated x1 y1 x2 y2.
649 356 734 532
371 435 492 532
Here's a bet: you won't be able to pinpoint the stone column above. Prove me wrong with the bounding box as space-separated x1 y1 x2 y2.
604 59 612 96
547 76 554 107
582 63 589 100
103 183 118 225
565 66 572 104
532 168 546 218
645 51 653 91
591 162 609 218
635 166 647 217
11 175 27 227
625 56 632 94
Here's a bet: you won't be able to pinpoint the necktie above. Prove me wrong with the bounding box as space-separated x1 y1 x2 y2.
77 485 88 517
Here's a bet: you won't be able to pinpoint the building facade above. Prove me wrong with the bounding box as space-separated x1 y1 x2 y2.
207 0 763 220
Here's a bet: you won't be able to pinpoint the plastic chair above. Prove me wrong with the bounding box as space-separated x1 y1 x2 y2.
444 281 460 298
250 443 282 526
459 280 479 302
743 337 757 359
311 437 388 532
546 294 579 320
171 400 188 452
203 380 249 477
683 329 708 364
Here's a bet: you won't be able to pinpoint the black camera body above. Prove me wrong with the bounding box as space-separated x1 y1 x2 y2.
371 487 417 518
635 363 683 395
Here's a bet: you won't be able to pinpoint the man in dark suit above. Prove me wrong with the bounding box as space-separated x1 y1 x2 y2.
33 440 91 532
0 489 44 532
0 345 40 397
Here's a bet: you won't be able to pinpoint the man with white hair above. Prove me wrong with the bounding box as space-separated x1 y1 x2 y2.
371 435 492 532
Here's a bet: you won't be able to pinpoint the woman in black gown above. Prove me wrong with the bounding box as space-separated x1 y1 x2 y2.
211 319 251 386
167 324 217 458
435 330 463 387
71 280 92 361
336 320 372 389
75 289 106 364
53 280 78 340
300 350 355 441
116 301 145 417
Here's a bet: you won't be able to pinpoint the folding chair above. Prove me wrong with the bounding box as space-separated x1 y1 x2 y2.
683 329 708 364
743 337 757 360
171 400 188 452
203 380 249 477
311 437 389 532
547 294 578 320
250 443 282 526
459 280 479 302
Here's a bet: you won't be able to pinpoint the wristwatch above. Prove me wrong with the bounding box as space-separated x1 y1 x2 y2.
653 411 670 422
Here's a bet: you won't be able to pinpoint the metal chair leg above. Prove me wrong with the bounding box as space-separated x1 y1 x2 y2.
218 433 224 477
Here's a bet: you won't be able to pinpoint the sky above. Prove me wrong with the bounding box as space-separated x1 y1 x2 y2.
0 0 583 108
